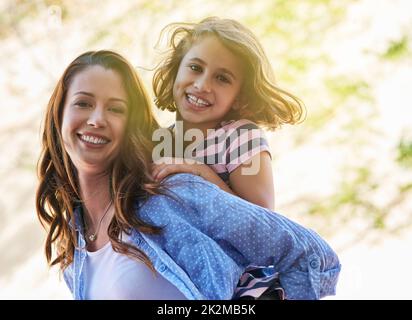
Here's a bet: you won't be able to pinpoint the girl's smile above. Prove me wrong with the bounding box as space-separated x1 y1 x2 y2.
185 93 212 108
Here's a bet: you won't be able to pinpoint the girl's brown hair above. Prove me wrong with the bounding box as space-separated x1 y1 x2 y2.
36 50 163 272
153 16 305 130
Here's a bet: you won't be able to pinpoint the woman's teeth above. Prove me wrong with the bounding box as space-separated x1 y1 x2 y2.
80 134 108 145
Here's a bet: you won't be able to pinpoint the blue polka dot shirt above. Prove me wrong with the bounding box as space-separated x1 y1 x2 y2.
64 173 341 300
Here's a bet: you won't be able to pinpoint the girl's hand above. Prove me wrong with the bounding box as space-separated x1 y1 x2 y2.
151 157 236 195
152 157 211 181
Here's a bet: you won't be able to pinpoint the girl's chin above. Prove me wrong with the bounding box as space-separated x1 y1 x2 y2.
178 107 209 124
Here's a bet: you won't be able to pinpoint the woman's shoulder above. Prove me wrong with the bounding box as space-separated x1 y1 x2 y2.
138 174 223 222
141 174 220 209
162 173 219 192
153 174 221 207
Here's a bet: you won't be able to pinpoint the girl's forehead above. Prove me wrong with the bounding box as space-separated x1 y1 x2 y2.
184 36 244 77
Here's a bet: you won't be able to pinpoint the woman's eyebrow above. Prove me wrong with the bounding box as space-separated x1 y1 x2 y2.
73 91 127 104
73 91 94 97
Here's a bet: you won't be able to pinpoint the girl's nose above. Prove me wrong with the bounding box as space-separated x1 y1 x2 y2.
87 108 107 128
194 75 212 93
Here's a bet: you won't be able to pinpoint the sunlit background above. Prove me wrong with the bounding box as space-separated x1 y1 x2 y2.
1 0 411 299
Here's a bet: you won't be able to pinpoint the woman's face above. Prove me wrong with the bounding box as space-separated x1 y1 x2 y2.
61 65 128 175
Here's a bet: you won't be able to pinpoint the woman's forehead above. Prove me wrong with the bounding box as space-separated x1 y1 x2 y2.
67 65 127 100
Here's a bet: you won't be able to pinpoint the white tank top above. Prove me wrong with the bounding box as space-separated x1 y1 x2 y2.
84 240 187 300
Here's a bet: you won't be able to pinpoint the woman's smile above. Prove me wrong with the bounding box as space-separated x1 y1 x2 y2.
77 132 111 148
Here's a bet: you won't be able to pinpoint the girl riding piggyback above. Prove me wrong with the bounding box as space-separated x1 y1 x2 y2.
152 17 304 213
151 17 306 300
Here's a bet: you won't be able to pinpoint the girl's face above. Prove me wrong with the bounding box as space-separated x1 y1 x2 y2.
173 36 244 133
61 65 128 175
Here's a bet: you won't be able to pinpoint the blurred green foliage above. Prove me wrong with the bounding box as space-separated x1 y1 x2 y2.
1 0 410 242
326 77 371 102
397 138 412 168
383 36 410 60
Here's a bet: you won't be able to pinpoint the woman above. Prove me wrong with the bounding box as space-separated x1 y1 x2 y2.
36 50 340 300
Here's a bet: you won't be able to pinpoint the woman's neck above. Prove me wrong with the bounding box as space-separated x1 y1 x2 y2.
78 171 112 226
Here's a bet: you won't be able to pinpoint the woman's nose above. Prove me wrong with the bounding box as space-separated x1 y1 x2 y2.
87 108 107 128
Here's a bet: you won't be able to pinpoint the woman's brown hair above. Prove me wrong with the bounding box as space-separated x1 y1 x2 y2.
153 16 305 130
36 50 163 272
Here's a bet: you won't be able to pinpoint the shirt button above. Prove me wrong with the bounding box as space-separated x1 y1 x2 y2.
310 259 320 269
158 264 167 273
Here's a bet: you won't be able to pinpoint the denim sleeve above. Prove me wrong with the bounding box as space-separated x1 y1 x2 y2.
163 174 341 300
63 265 74 297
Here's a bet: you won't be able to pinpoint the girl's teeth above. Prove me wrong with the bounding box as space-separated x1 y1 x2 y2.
187 94 210 107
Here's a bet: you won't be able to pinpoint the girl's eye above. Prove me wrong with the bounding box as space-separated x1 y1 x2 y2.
189 64 202 72
217 74 231 84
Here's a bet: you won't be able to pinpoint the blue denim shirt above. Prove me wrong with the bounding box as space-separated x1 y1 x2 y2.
63 174 341 300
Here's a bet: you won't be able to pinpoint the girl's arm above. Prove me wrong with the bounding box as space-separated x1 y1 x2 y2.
228 151 275 210
151 151 275 211
152 121 275 209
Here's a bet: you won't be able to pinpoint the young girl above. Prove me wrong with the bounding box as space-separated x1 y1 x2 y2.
152 17 304 211
151 17 305 300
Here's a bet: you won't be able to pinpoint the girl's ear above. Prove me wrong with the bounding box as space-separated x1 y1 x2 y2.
231 96 246 111
231 103 239 111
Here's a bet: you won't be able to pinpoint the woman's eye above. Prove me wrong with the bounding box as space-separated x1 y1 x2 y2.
189 64 202 72
217 74 231 84
75 101 91 108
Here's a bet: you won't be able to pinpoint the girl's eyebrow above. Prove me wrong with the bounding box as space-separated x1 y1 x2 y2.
188 57 237 80
73 91 127 104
